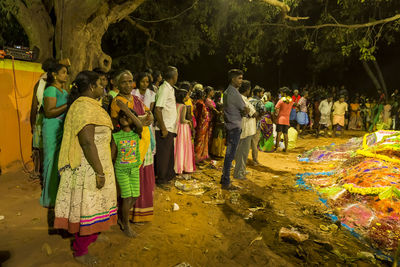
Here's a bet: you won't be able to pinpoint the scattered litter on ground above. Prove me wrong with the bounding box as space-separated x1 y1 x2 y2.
244 212 253 220
173 203 180 211
279 227 309 243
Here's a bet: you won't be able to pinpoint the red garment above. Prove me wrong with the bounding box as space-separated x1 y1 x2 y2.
292 95 301 104
292 95 301 111
194 100 210 163
73 233 98 257
132 95 146 115
132 164 155 222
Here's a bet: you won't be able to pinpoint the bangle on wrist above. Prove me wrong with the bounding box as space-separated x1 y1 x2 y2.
96 173 105 178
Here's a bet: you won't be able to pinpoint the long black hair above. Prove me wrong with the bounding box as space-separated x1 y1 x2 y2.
204 86 214 98
191 88 204 101
45 63 67 87
68 71 100 108
135 72 150 89
41 58 58 72
176 89 188 104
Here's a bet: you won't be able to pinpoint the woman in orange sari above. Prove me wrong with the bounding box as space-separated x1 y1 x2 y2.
110 70 156 223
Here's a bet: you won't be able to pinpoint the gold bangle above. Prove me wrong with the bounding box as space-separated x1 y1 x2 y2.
96 173 105 178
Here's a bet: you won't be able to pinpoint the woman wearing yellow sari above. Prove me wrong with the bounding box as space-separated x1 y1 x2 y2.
54 71 116 265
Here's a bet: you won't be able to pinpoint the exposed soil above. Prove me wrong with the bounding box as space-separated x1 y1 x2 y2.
0 132 387 267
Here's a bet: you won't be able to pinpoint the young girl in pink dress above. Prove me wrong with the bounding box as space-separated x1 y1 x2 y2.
175 89 196 177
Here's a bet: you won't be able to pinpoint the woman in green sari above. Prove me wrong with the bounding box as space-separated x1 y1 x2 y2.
259 92 275 152
40 63 69 208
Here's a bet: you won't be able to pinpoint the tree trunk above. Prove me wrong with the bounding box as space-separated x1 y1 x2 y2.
362 60 382 91
8 0 145 78
372 59 388 100
53 0 146 80
5 0 54 61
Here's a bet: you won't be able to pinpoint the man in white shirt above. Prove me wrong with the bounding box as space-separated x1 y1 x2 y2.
154 66 178 186
317 95 333 137
233 80 256 180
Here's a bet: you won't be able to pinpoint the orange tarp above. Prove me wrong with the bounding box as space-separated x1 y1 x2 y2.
0 59 43 173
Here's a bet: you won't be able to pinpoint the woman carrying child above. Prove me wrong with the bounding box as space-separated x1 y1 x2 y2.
111 101 143 237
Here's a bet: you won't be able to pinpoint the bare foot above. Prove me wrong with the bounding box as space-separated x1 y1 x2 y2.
74 254 98 265
123 225 137 238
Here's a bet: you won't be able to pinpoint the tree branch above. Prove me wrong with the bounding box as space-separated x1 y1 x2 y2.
125 16 150 36
256 13 400 29
107 0 147 24
131 0 199 23
260 0 309 21
124 17 174 48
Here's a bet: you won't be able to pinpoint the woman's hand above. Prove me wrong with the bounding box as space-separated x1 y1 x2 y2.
116 99 129 113
139 115 152 126
96 173 105 189
145 110 154 125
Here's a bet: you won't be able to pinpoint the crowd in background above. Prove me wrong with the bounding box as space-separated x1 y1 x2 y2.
28 59 399 263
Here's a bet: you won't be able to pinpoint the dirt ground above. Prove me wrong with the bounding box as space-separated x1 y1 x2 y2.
0 131 388 267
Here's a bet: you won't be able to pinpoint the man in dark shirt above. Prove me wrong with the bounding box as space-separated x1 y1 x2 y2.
220 69 249 190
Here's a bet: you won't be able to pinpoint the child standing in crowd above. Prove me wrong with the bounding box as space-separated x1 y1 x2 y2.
332 95 348 137
174 89 196 178
111 103 143 238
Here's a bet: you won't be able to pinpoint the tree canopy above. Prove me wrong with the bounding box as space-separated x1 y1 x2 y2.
2 0 400 91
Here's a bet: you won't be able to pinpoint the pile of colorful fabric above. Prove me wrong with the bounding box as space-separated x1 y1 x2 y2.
297 131 400 254
298 137 363 162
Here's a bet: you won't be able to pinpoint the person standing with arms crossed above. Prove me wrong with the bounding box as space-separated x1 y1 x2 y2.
220 69 249 190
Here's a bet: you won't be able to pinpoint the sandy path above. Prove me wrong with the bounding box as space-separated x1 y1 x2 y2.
0 132 380 266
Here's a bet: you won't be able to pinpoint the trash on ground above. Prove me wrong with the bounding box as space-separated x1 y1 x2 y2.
279 227 309 243
203 200 225 205
173 203 180 211
244 212 254 220
248 207 264 212
249 236 263 246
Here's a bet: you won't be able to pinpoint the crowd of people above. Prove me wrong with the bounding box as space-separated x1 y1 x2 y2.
28 58 399 264
283 85 399 137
